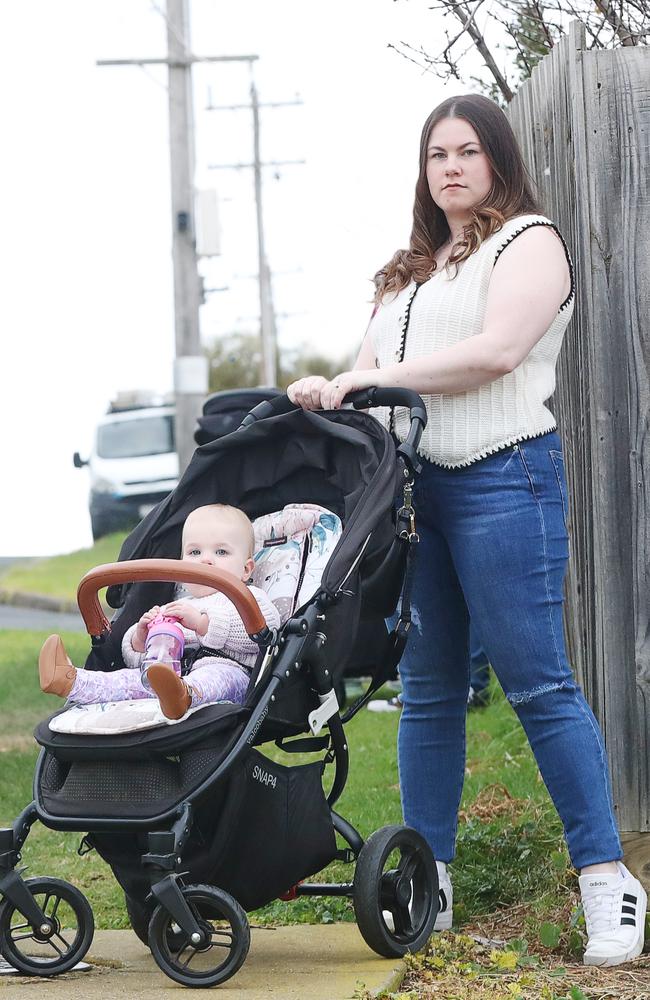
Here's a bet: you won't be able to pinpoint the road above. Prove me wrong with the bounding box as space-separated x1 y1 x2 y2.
0 557 86 631
0 604 85 632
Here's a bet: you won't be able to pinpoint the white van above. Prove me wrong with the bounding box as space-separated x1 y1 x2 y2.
74 403 179 540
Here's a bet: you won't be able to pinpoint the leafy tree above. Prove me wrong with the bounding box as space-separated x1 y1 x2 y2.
206 332 348 393
207 333 262 393
278 346 347 389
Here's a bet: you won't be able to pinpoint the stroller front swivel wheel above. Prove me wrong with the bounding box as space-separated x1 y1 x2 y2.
353 825 439 958
0 876 94 976
148 883 249 988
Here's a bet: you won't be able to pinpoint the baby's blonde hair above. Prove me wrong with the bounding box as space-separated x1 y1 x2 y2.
182 504 255 557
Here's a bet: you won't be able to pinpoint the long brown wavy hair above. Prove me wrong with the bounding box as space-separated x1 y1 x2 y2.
374 94 541 302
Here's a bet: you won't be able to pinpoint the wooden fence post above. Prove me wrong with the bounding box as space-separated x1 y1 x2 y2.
507 23 650 876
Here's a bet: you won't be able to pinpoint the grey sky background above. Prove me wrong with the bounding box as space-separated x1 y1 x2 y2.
0 0 467 556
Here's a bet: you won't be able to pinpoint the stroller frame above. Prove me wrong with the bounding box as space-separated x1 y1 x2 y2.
0 388 439 988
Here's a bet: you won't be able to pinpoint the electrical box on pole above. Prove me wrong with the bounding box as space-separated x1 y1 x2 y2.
195 190 221 257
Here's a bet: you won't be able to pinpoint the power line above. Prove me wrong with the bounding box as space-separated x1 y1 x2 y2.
205 89 304 386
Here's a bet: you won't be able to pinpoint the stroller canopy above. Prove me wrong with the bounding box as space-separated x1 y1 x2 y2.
111 406 399 606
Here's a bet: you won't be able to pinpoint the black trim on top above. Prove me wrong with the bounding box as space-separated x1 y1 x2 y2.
388 284 421 437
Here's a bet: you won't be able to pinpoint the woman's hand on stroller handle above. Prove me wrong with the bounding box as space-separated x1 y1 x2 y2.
77 560 268 640
252 379 427 425
287 370 381 411
286 375 329 411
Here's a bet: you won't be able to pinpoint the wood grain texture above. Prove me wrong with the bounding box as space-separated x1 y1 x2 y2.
508 25 650 831
622 832 650 889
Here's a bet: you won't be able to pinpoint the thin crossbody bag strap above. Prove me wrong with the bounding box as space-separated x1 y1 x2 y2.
388 282 421 436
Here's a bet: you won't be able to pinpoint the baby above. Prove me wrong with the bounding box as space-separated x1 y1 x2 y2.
39 504 280 720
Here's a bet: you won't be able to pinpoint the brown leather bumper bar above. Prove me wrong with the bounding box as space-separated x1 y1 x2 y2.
76 560 267 638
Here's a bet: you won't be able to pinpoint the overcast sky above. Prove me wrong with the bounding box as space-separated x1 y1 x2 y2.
0 0 468 557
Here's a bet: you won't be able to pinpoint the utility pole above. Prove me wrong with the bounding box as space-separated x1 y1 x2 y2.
251 80 277 386
97 3 258 474
207 89 304 386
166 0 204 475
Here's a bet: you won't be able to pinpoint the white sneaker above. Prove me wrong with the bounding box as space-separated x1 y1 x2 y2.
580 862 647 966
367 695 403 713
435 862 453 931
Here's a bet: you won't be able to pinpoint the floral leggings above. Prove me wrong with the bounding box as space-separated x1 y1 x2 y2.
68 657 249 708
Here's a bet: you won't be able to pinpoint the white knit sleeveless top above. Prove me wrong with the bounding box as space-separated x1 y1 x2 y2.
370 214 575 468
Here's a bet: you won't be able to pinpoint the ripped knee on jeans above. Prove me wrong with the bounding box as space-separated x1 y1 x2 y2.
506 679 575 707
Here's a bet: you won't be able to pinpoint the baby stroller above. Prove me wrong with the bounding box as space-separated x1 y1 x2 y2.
0 388 438 989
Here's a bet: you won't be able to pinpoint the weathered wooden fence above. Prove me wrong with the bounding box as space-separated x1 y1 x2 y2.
507 23 650 855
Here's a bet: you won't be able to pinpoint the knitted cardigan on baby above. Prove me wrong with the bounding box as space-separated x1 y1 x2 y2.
369 214 575 468
121 585 280 672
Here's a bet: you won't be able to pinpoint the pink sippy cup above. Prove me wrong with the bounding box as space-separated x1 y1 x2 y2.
141 614 185 690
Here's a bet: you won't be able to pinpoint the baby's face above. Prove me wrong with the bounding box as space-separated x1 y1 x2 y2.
181 510 254 597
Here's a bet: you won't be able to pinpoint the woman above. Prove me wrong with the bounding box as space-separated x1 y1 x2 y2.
288 94 646 967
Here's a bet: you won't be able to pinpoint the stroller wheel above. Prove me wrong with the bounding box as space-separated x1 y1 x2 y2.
353 825 439 958
148 883 249 987
0 877 94 976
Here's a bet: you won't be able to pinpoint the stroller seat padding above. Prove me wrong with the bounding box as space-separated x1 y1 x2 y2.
48 696 236 736
251 504 342 622
35 701 248 762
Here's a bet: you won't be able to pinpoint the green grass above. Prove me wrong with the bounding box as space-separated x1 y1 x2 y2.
0 631 569 937
0 534 127 602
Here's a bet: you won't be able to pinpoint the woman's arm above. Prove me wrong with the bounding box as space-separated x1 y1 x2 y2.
319 226 571 409
353 328 378 371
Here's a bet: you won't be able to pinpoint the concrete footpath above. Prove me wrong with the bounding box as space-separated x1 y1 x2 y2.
0 926 405 999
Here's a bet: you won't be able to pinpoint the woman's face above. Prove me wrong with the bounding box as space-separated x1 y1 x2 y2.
425 116 493 219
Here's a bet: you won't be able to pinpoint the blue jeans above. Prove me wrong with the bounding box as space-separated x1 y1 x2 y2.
469 624 490 695
397 431 622 870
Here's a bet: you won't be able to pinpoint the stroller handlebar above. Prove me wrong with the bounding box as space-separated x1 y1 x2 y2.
239 387 427 474
77 560 268 639
346 387 427 425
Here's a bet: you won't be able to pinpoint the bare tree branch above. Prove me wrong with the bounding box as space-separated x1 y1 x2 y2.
532 0 555 46
448 1 515 100
393 0 647 102
594 0 643 42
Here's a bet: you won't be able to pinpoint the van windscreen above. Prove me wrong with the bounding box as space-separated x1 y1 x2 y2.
97 416 175 459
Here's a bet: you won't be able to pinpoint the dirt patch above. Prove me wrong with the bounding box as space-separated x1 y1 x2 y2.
459 782 526 824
